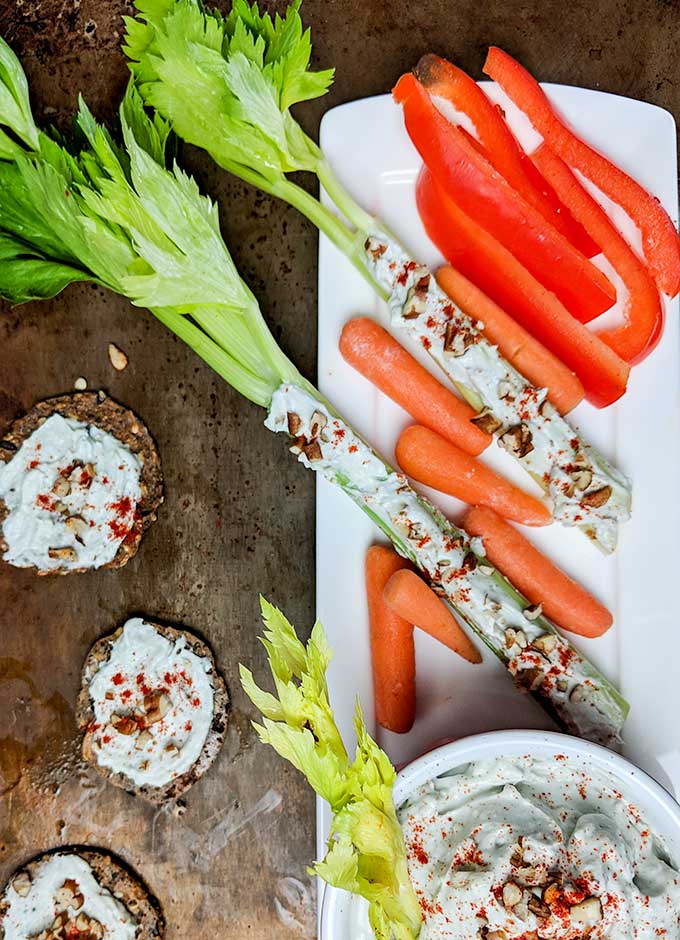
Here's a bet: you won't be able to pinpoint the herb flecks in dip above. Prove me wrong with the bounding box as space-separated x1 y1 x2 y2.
87 618 215 788
398 756 680 940
0 414 142 571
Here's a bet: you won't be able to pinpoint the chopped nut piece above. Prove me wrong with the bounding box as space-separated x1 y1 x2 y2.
74 376 88 391
111 714 137 736
443 322 475 356
108 343 129 371
462 552 477 572
48 547 77 562
65 515 88 543
569 897 602 925
54 879 83 912
498 379 514 400
471 409 503 435
556 678 569 693
505 628 528 650
303 440 323 462
364 237 387 261
527 895 551 919
543 882 561 906
581 485 612 508
309 410 328 439
75 912 91 931
287 412 302 436
478 563 494 576
532 633 557 654
288 437 304 456
89 920 104 940
500 423 534 458
11 871 31 897
510 840 524 868
515 668 544 694
570 684 585 704
502 881 523 909
165 743 179 757
52 478 71 497
135 729 153 751
51 912 69 930
104 691 115 701
524 603 543 621
570 468 593 492
144 691 171 724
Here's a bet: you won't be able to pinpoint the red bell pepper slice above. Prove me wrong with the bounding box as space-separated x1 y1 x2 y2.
532 144 663 364
483 46 680 298
393 72 615 322
416 165 630 408
414 54 598 258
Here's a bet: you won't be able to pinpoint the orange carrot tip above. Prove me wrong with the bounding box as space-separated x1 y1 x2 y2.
383 568 482 664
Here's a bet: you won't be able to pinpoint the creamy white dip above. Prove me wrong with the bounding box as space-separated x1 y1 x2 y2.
0 414 142 571
88 618 215 788
2 853 137 940
399 756 680 940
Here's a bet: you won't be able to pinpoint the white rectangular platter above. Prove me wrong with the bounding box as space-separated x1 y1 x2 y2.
316 83 680 858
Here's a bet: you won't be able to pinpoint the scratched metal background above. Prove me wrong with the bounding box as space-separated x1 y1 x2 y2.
0 0 678 937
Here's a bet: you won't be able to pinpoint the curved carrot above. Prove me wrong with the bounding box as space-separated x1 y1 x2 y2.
435 265 585 415
340 317 490 456
463 506 613 638
365 546 416 733
396 424 552 527
383 568 481 663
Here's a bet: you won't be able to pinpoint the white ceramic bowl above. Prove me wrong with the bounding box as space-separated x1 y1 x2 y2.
320 729 680 940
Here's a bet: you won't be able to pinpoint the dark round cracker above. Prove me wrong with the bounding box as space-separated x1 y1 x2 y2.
77 619 229 805
0 391 163 576
0 845 164 940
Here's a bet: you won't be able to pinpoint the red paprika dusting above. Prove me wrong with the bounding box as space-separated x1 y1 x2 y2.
348 444 358 453
35 494 56 512
111 672 124 686
185 721 193 732
28 459 40 469
102 734 112 745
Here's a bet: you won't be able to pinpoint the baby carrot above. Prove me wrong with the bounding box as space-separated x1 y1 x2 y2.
435 265 585 415
340 317 491 455
383 568 482 663
463 505 613 638
395 425 552 527
365 545 417 733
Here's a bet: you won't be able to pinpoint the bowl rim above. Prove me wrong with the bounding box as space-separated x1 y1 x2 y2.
320 728 680 939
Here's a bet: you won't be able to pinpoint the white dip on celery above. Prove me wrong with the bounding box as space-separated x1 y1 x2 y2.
0 414 142 571
398 756 680 940
2 853 137 940
265 383 627 746
88 618 215 788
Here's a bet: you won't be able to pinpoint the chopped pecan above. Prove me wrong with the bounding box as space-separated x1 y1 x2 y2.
580 485 612 508
500 424 534 458
471 409 503 435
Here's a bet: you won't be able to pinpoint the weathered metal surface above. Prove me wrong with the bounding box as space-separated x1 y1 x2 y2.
0 0 678 937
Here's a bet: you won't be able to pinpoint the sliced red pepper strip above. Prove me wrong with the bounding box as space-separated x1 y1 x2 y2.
414 54 599 258
483 46 680 298
532 144 663 364
416 165 629 408
393 72 615 321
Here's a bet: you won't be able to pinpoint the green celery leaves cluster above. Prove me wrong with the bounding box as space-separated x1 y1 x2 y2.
0 36 302 405
240 599 422 940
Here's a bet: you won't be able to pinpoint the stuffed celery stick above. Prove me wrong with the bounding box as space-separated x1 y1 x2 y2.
240 598 422 940
0 38 628 743
123 0 632 554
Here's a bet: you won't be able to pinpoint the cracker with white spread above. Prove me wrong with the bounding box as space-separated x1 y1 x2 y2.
77 618 229 804
0 393 163 575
